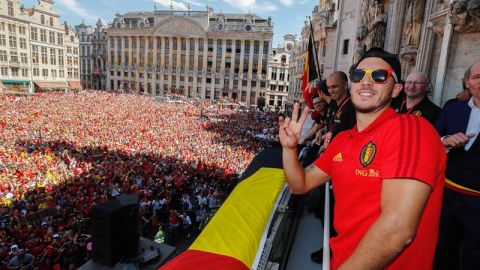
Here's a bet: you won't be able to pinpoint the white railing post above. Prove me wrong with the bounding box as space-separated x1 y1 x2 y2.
322 181 330 270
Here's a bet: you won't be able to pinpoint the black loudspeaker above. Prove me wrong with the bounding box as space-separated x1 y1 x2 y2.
91 194 140 266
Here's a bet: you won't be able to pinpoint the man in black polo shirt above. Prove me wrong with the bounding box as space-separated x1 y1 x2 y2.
326 71 356 141
393 72 440 124
310 71 356 263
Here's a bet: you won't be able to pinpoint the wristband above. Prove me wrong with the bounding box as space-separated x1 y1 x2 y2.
440 135 452 152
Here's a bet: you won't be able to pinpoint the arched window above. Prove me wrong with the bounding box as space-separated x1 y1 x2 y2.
7 1 14 17
50 17 54 27
41 15 45 24
281 55 286 64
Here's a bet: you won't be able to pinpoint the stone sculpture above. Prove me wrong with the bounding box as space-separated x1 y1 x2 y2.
450 0 480 33
355 0 386 61
404 0 426 46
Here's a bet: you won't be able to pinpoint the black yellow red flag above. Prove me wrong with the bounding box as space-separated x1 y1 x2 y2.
302 22 320 108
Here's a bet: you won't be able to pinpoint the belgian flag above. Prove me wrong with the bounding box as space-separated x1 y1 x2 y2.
302 22 321 108
159 148 287 270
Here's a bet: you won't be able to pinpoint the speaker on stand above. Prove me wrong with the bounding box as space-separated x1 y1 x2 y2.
90 194 140 266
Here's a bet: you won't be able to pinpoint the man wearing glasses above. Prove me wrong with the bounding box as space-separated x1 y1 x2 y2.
279 48 445 269
393 72 440 124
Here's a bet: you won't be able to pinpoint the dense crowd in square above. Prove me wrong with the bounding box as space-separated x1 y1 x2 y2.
0 91 277 269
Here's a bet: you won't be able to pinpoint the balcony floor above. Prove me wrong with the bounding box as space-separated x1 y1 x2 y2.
286 202 324 270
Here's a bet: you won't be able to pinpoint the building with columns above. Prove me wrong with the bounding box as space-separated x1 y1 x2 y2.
266 34 295 111
0 0 31 92
0 0 80 92
106 7 273 106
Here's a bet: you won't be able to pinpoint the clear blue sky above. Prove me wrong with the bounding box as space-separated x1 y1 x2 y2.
22 0 317 47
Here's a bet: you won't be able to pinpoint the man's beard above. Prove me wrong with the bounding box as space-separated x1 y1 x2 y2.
352 90 392 114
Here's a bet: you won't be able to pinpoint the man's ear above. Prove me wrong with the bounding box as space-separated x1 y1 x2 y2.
391 83 403 98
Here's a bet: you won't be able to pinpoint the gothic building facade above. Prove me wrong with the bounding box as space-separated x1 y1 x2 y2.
289 0 480 106
267 34 295 111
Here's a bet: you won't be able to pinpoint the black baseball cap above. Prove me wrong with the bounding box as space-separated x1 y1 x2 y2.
355 48 402 83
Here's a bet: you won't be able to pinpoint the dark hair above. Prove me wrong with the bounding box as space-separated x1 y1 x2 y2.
316 79 330 96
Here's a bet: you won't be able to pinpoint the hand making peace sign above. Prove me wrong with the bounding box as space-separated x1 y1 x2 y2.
278 103 310 149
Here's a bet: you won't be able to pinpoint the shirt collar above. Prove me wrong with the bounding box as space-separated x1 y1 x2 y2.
468 97 480 110
349 107 397 136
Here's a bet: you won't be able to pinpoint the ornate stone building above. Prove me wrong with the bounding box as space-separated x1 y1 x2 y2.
74 19 108 90
353 0 480 104
75 22 94 89
91 19 108 90
304 0 480 106
286 3 339 109
267 34 295 111
63 23 80 89
286 22 309 110
0 0 31 92
106 6 273 106
393 0 480 105
312 3 336 79
0 0 80 92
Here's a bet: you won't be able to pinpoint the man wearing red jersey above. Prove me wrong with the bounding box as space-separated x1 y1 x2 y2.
279 48 446 269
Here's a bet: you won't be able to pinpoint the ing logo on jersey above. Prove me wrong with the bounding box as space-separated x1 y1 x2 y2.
360 141 377 168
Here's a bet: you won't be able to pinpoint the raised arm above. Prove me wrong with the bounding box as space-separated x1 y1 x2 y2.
279 103 330 194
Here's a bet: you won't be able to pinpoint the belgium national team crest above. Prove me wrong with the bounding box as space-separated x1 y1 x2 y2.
360 142 377 168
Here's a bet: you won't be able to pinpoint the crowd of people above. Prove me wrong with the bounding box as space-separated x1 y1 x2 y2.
0 91 278 269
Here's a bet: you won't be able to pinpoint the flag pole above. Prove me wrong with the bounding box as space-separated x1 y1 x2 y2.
306 19 330 270
309 21 322 80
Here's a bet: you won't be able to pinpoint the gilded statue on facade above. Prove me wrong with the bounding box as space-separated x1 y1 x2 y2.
355 0 370 62
364 1 386 50
427 21 445 37
450 0 480 33
403 0 425 46
356 0 386 61
320 0 331 11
